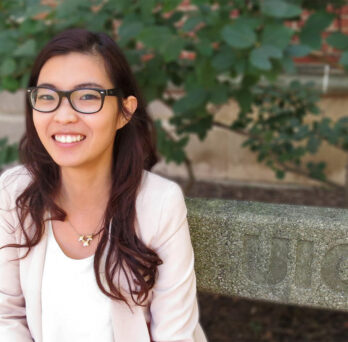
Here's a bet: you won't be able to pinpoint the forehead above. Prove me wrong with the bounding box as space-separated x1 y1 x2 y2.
37 52 113 89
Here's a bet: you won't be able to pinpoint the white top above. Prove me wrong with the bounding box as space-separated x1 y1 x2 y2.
41 220 114 342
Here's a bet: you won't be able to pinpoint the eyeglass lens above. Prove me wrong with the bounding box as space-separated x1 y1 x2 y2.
30 88 103 113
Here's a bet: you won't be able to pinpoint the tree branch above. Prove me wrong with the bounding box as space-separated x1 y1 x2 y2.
212 121 343 189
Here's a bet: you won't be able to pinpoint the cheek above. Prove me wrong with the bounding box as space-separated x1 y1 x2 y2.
90 107 119 136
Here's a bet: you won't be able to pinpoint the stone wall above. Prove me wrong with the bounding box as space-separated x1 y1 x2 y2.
187 198 348 312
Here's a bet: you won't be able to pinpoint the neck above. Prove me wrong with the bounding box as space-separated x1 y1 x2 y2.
57 164 112 215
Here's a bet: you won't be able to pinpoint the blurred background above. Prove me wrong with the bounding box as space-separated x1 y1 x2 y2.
1 0 348 340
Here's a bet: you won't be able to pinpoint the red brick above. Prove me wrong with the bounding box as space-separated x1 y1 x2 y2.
321 31 330 39
301 9 311 19
284 21 299 30
230 9 239 18
335 18 348 29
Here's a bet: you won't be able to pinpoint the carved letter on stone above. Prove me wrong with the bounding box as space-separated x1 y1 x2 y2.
295 240 314 289
321 243 348 295
243 234 290 285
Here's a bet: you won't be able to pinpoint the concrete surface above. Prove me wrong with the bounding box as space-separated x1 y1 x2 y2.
187 198 348 312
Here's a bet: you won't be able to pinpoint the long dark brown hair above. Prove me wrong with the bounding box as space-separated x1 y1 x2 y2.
7 28 162 307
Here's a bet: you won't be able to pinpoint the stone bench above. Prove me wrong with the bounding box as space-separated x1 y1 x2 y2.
187 198 348 312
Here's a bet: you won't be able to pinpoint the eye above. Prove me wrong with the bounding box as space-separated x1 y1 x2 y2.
38 94 55 101
80 93 100 100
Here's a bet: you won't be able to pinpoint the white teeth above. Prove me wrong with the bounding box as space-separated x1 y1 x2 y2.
54 135 85 143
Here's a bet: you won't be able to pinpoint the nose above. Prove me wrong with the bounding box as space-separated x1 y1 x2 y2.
53 97 78 124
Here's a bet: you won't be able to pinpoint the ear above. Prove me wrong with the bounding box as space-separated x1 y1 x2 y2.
116 95 138 130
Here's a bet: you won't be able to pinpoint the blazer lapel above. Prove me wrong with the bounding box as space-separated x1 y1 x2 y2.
110 300 150 342
19 215 49 342
101 228 150 342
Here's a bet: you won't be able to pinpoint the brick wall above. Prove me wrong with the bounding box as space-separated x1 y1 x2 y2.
288 5 348 66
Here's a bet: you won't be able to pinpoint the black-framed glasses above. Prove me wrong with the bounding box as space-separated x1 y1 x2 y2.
27 86 123 114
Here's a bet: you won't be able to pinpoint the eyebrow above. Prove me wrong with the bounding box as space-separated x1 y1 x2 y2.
36 82 105 89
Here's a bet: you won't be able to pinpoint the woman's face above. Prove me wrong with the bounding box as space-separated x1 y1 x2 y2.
33 52 135 172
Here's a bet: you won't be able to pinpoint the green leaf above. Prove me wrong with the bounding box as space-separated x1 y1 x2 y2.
160 36 185 62
162 0 182 12
19 19 46 35
276 169 285 179
234 17 262 30
300 11 335 50
3 143 18 164
119 22 144 42
24 4 51 18
235 59 246 74
286 44 311 57
184 115 213 140
196 39 213 57
155 120 188 164
0 137 8 149
249 45 282 70
307 135 320 153
211 48 236 71
261 0 302 18
282 55 295 73
235 88 253 113
262 24 294 49
139 26 172 49
340 51 348 66
182 16 202 32
0 31 18 55
20 73 30 89
209 84 229 104
105 0 129 12
327 32 348 50
140 0 156 19
1 76 19 92
0 58 16 76
194 60 215 87
221 23 256 49
55 0 90 18
13 39 37 57
173 88 208 115
307 161 326 180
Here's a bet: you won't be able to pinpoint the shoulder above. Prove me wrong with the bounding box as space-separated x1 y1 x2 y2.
138 170 183 200
137 170 186 216
0 165 32 205
135 170 187 248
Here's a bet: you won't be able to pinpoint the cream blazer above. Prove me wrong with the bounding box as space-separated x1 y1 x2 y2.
0 165 207 342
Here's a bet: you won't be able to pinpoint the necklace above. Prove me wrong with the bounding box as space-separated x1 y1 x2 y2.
66 217 103 247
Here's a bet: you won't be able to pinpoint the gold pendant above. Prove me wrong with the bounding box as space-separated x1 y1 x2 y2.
78 235 93 247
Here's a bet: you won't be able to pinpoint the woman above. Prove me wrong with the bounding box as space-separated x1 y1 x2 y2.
0 29 207 342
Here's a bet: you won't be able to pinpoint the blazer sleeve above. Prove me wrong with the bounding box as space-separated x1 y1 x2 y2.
0 171 33 341
149 182 203 342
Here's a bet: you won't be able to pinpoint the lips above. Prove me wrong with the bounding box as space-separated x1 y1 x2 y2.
52 134 86 144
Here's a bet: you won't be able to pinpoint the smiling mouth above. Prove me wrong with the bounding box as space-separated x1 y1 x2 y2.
53 134 86 144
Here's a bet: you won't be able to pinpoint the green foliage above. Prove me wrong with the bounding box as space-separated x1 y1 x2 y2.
261 0 302 18
155 120 189 164
327 32 348 50
0 138 18 171
1 0 348 186
221 23 256 49
239 81 328 181
299 11 335 50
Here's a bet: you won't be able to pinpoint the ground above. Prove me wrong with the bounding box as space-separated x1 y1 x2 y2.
174 178 348 342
